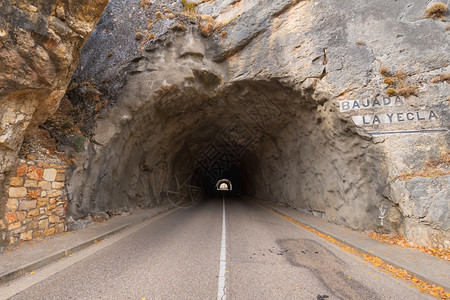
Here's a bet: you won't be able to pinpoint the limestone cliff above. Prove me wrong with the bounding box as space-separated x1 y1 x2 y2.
0 0 108 249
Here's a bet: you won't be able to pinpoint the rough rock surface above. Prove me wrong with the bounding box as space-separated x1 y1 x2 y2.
2 0 449 249
390 176 450 249
64 0 449 248
0 0 108 249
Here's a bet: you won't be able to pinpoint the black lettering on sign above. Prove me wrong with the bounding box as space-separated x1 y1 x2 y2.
373 98 381 107
373 115 381 124
429 111 438 120
362 99 370 107
395 96 403 105
363 115 370 125
342 101 350 111
417 112 425 121
340 96 411 112
352 109 441 127
386 113 394 123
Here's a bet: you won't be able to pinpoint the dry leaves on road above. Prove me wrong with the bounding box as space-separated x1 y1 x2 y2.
368 232 450 261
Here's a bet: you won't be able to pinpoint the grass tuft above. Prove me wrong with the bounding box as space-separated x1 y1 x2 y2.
424 2 447 19
386 88 397 97
431 73 450 83
379 66 390 76
199 15 215 36
383 77 395 85
155 10 164 21
181 0 198 14
139 0 152 9
395 70 407 81
397 85 418 97
220 30 228 39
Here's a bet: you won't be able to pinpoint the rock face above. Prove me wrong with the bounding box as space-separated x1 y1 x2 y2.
2 0 449 249
63 0 449 248
390 176 450 249
0 0 108 249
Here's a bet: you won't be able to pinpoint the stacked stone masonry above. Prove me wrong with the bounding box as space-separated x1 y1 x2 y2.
1 159 67 245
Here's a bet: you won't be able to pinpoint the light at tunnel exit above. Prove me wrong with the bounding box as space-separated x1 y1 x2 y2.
216 179 233 191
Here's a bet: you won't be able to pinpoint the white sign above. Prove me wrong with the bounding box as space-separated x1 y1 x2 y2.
340 97 404 112
352 111 439 126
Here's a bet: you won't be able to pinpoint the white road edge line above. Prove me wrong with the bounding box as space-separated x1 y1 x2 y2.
217 194 227 300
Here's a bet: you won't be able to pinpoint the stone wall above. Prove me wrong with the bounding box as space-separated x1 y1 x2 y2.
1 158 67 249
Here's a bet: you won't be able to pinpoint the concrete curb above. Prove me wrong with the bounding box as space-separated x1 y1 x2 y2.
0 207 174 285
253 200 450 292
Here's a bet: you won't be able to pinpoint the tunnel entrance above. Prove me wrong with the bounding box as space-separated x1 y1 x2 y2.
60 5 386 233
66 37 387 233
67 77 386 232
66 73 387 234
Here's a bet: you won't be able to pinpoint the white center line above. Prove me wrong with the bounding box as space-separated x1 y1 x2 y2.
217 194 227 300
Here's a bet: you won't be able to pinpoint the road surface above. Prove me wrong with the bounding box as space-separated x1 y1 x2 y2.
2 197 433 299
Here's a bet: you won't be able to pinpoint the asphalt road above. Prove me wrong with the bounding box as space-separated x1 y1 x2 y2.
4 197 432 299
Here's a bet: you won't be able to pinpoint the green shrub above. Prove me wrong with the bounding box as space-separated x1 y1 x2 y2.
73 136 85 152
